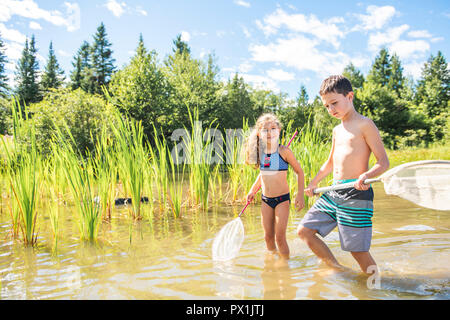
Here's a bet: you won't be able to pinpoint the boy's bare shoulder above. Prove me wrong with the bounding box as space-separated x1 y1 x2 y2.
357 115 378 131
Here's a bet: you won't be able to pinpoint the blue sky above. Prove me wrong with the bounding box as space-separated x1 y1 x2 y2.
1 0 449 100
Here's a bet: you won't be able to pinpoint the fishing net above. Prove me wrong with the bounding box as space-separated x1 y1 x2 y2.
212 218 244 261
382 160 450 211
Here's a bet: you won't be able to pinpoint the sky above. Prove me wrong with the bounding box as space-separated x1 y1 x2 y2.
1 0 449 100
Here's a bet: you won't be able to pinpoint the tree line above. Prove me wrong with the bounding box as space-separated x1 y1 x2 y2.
0 22 448 152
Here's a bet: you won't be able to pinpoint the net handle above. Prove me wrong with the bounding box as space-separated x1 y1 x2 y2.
313 160 450 194
239 130 298 217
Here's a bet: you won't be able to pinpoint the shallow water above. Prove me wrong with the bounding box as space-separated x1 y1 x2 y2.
0 184 449 300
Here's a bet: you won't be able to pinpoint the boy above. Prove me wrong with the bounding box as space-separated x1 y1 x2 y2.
297 75 389 275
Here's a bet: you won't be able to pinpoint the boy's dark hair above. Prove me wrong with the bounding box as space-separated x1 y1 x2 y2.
319 75 353 97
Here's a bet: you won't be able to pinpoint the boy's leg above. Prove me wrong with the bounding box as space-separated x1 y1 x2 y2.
351 251 377 275
274 200 290 259
261 201 276 252
297 226 342 269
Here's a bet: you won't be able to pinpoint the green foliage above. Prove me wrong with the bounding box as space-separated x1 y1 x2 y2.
40 42 65 93
14 35 41 105
90 22 116 94
109 35 170 138
28 88 115 156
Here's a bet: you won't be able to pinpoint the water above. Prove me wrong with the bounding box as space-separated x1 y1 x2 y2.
0 184 449 300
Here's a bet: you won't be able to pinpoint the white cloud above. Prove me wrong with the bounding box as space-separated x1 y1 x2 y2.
355 5 396 31
249 35 350 76
241 74 280 92
234 0 250 8
408 30 432 38
368 24 410 52
0 0 80 32
180 31 191 42
390 40 430 60
29 21 42 30
58 49 71 57
3 40 24 60
430 37 444 43
0 23 26 44
255 8 344 48
403 61 424 79
105 0 126 17
266 68 295 81
238 62 253 73
241 25 251 38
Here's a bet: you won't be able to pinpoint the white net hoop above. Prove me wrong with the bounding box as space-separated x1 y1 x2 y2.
381 160 450 211
212 218 244 261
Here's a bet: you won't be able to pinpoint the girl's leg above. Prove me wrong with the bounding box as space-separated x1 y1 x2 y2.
261 201 276 252
274 200 290 259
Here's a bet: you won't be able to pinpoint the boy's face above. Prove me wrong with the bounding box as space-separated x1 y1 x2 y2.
321 91 354 120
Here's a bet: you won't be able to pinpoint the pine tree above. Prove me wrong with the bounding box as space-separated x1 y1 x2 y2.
172 34 191 55
40 41 65 92
389 54 404 95
90 22 115 94
297 85 309 107
15 35 41 104
367 48 391 87
70 41 91 90
416 51 450 141
343 63 365 90
0 32 9 97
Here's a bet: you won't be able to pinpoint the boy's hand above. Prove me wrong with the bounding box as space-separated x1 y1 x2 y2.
354 173 370 190
246 191 255 203
294 194 305 211
304 183 318 197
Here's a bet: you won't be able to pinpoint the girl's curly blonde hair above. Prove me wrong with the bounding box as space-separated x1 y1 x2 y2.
244 113 282 169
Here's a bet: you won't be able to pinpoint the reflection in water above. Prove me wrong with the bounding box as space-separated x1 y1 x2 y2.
261 252 296 299
0 184 449 299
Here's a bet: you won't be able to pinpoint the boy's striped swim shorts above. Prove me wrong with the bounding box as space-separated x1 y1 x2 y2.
298 179 374 252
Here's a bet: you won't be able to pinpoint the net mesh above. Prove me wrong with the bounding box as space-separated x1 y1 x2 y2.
382 160 450 211
212 218 244 261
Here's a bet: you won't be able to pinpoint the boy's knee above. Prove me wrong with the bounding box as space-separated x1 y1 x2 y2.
264 232 275 242
297 225 316 240
275 233 286 245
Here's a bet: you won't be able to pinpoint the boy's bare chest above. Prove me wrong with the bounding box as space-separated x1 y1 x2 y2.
334 126 366 149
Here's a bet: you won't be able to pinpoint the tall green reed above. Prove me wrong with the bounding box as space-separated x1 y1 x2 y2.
112 114 147 220
53 123 101 241
1 100 40 245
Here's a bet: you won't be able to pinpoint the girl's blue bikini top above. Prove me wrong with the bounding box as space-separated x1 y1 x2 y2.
260 144 289 171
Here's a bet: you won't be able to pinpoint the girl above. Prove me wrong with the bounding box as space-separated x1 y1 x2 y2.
245 113 305 259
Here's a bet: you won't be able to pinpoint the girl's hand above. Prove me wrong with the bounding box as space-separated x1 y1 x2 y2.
246 191 255 203
295 194 305 211
304 183 318 197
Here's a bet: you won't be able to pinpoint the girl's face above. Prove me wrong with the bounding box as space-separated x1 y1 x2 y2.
259 121 280 143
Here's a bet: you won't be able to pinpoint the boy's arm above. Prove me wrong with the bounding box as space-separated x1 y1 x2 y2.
305 128 336 196
354 119 390 190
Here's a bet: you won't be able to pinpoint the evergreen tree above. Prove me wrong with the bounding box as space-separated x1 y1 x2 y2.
40 41 65 92
367 48 391 87
15 35 41 104
416 51 450 141
109 34 170 138
90 23 115 94
172 34 191 55
0 33 9 97
70 41 91 90
297 85 309 107
343 63 365 90
389 53 405 95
